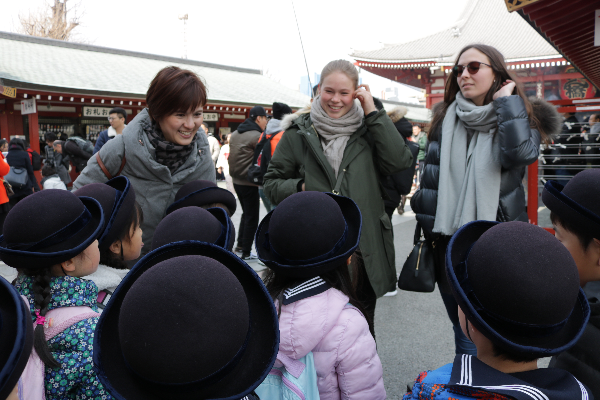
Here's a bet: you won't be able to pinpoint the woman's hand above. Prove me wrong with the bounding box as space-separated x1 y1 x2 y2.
354 84 377 115
493 79 517 100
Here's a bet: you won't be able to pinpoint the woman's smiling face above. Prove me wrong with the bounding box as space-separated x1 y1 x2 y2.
158 106 204 145
319 72 356 119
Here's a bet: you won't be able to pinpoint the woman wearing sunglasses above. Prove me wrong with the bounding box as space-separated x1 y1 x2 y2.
411 44 559 355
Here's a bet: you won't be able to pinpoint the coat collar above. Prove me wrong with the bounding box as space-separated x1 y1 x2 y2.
448 354 590 400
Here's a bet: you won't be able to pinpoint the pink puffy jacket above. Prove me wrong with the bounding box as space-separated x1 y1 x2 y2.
275 288 386 399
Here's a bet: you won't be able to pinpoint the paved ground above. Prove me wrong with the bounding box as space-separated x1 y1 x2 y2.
226 186 456 399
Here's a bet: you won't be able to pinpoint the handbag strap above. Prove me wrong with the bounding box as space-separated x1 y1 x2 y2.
96 152 126 180
332 168 346 195
413 222 423 246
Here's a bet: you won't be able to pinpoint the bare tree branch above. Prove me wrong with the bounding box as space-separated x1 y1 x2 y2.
16 0 85 42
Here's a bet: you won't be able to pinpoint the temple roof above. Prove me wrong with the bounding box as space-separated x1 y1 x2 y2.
0 31 310 107
351 0 559 64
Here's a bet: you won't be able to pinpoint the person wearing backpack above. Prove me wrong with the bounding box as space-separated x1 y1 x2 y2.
6 138 40 206
229 105 268 260
26 143 42 171
0 189 114 399
93 241 279 400
54 136 94 173
256 191 386 399
252 102 293 213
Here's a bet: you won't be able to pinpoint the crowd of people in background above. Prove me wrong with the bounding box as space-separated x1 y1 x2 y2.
0 45 599 400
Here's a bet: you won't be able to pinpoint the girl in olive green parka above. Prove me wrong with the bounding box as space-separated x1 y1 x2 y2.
263 60 414 320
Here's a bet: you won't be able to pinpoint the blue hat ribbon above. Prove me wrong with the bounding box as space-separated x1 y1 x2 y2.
4 208 92 252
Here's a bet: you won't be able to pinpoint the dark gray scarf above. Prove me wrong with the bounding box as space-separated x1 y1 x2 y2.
147 123 198 173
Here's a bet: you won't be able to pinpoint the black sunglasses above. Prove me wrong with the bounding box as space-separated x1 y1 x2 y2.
452 61 492 77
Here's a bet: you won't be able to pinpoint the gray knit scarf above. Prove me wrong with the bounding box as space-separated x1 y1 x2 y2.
147 122 198 174
434 92 501 236
310 95 364 177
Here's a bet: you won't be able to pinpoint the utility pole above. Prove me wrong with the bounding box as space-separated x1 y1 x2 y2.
178 14 188 59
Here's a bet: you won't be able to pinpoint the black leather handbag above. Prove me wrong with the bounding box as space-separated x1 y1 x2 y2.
398 223 436 292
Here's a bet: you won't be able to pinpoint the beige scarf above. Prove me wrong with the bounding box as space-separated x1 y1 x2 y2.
310 95 364 177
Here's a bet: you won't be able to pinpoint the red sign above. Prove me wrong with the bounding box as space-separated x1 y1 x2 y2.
560 67 597 100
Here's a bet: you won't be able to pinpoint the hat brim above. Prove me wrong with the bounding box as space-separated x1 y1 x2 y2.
446 220 590 357
542 180 600 238
0 197 104 269
255 193 362 278
0 277 33 398
207 207 235 252
166 187 237 216
98 176 136 250
94 241 278 400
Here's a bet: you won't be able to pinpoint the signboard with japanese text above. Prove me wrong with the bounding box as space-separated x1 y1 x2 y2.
83 107 113 117
0 86 16 98
204 113 219 122
20 98 36 115
560 67 598 99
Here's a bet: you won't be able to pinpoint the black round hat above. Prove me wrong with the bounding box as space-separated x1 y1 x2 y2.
94 242 279 400
151 206 235 251
73 176 136 251
446 220 590 357
256 191 362 278
0 190 104 269
166 180 237 216
0 276 33 399
272 102 293 120
542 169 600 239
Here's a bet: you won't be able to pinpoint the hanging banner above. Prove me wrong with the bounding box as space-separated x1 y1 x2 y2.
20 98 37 115
560 67 597 100
204 113 219 122
504 0 540 12
0 85 17 98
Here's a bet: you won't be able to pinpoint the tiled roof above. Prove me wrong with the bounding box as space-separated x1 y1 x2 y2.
351 0 559 63
0 32 310 107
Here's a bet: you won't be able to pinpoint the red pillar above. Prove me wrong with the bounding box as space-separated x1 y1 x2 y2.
0 111 8 140
527 161 538 225
28 113 42 184
425 83 432 109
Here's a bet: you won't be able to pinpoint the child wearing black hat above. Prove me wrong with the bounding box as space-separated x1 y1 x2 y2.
0 275 33 400
152 206 234 251
93 241 279 400
542 169 600 398
0 190 113 399
256 191 386 399
403 220 592 400
166 179 237 216
74 176 144 309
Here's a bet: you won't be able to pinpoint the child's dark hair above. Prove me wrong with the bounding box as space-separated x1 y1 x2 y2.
263 258 374 334
99 202 143 269
42 164 56 177
550 211 595 250
492 343 538 364
21 266 60 368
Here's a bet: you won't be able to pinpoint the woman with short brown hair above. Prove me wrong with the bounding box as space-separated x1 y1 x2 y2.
74 66 215 259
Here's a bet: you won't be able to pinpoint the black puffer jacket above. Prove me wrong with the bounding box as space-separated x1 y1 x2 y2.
411 95 558 240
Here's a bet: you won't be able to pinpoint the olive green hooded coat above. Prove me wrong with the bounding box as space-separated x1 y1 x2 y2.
263 107 414 297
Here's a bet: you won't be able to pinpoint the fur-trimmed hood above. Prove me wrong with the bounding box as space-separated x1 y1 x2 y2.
280 103 311 132
387 106 408 123
529 97 562 144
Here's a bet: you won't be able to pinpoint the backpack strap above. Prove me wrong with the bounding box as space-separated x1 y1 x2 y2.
96 152 126 180
18 297 100 400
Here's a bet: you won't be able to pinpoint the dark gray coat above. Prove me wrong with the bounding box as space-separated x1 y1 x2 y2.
73 109 215 256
